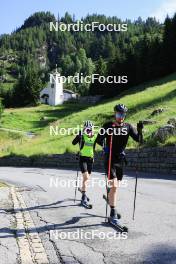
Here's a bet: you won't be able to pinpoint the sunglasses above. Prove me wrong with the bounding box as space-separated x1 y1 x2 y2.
115 112 126 118
85 128 92 133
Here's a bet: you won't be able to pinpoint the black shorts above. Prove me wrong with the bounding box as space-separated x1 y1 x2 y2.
79 156 93 174
104 155 124 181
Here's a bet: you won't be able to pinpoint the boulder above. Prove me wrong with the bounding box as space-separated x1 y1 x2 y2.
153 124 176 142
151 108 164 116
167 118 176 127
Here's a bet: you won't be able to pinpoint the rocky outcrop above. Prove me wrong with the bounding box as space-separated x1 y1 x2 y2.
153 118 176 142
168 118 176 126
151 108 164 116
141 120 157 125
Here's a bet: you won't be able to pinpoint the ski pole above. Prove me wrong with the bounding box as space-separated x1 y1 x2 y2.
132 131 143 220
74 131 83 203
105 169 108 221
108 133 113 181
105 132 113 221
102 139 108 220
132 168 138 220
74 167 79 203
74 154 79 203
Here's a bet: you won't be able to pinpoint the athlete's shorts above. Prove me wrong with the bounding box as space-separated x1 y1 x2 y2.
104 155 124 181
79 156 94 174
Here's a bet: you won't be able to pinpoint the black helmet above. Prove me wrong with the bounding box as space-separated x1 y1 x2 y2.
114 104 128 113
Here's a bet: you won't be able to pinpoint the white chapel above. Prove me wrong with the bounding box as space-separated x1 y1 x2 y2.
40 67 77 106
40 67 64 106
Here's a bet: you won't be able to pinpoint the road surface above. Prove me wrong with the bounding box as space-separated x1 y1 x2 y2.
0 167 176 264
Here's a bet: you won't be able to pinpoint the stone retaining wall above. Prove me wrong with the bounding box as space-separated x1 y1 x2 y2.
0 146 175 174
125 146 176 174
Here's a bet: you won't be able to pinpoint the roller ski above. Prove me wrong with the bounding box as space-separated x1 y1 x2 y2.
80 199 92 209
108 216 128 233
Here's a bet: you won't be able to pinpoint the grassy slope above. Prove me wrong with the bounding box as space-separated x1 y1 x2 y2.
0 73 176 157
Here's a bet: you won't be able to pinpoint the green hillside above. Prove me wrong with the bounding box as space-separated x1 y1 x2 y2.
1 12 176 108
0 73 175 157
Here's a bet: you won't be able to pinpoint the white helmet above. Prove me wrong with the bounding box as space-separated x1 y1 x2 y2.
84 120 94 129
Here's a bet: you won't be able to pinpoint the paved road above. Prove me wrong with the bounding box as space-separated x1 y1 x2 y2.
0 167 176 264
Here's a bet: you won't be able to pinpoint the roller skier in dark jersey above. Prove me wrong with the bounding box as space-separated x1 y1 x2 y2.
96 103 143 227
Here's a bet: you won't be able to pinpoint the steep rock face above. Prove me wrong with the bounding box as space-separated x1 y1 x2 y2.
36 44 48 69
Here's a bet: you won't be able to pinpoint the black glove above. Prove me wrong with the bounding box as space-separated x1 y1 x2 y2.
137 121 144 134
